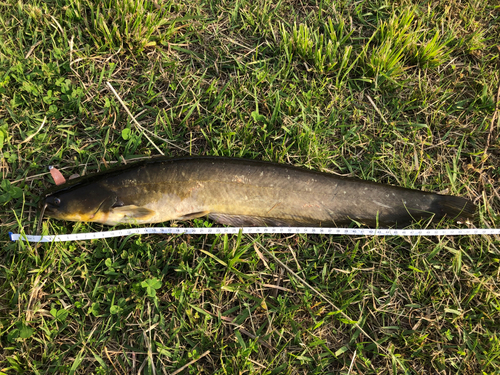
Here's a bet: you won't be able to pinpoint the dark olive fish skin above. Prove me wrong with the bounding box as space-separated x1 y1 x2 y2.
41 156 476 227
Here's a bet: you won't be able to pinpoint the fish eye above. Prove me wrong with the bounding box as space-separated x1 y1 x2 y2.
52 197 61 206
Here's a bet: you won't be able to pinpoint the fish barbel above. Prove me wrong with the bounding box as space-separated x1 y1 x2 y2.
41 156 476 227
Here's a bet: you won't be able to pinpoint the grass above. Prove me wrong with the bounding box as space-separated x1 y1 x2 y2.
0 0 499 373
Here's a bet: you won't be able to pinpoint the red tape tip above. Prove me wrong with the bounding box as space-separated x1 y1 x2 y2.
49 166 67 185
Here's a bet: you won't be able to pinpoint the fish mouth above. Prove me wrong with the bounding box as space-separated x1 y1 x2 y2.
42 195 66 217
43 202 58 216
43 203 54 214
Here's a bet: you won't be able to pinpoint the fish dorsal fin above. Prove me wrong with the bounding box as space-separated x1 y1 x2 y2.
177 211 210 220
111 205 156 220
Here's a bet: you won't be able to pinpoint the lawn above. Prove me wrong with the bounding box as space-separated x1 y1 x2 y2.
0 0 499 373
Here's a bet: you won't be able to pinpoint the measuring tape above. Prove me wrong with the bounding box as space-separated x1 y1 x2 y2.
9 227 500 243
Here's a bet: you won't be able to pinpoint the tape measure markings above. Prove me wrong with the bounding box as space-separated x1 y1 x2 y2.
8 227 500 243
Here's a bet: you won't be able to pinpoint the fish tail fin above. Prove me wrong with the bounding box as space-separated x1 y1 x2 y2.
435 195 476 221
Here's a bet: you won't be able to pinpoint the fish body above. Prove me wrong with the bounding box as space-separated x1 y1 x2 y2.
41 157 476 227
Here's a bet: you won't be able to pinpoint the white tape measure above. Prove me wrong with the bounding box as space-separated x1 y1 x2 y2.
9 226 500 243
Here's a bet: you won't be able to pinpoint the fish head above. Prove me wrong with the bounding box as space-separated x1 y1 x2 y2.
42 185 119 223
41 183 156 225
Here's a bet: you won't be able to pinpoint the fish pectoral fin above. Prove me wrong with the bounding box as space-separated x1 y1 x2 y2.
177 211 210 220
111 205 156 220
